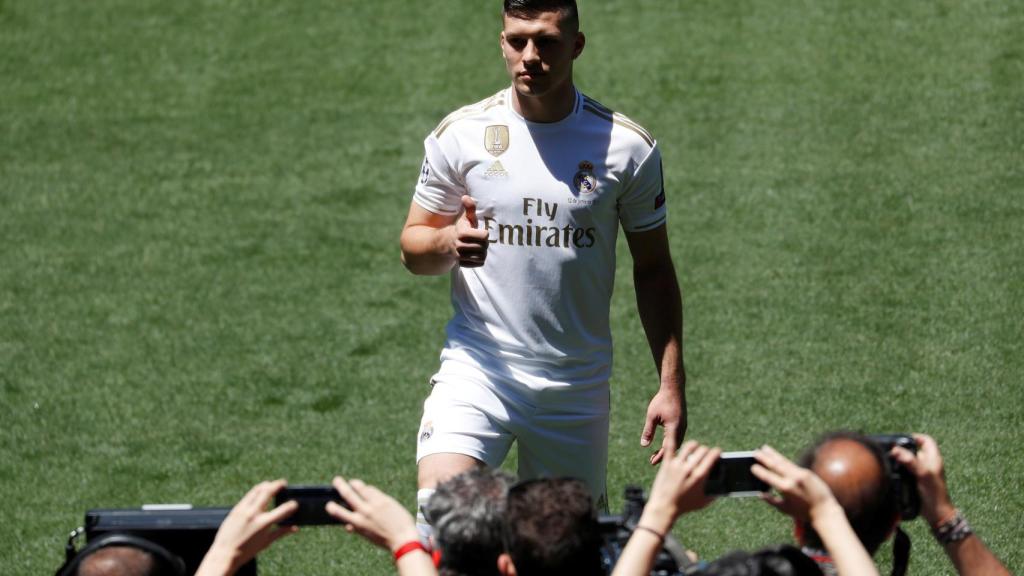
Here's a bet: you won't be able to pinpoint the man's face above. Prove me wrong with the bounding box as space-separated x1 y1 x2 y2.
500 11 584 98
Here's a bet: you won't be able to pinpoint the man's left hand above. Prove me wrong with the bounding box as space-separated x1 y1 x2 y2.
642 387 687 465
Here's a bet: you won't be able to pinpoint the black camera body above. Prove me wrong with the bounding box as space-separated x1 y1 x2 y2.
598 486 694 576
869 434 921 521
57 507 257 576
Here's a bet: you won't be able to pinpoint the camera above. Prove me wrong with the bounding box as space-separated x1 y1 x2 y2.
598 486 696 576
869 434 921 521
55 506 257 576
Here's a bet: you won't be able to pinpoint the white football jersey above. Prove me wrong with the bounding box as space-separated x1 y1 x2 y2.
414 87 667 388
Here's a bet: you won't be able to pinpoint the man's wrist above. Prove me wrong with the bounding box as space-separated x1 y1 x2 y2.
924 498 957 530
657 375 684 393
389 529 425 553
393 540 431 564
808 499 845 528
637 506 676 535
931 509 973 545
443 224 459 258
196 546 239 576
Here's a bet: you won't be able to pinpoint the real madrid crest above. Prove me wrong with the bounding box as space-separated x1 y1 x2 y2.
573 160 597 195
484 125 510 156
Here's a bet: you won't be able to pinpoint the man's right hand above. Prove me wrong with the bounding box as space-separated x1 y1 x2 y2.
451 195 489 268
890 433 956 527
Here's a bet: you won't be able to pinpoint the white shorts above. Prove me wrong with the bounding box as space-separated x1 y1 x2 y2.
415 353 610 506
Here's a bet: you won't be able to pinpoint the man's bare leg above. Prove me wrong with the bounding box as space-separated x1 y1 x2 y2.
416 452 484 543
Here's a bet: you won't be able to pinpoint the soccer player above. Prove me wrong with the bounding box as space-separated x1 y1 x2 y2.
400 0 687 533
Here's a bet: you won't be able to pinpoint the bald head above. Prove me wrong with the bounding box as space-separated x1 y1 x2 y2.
813 438 886 516
799 432 897 554
77 546 157 576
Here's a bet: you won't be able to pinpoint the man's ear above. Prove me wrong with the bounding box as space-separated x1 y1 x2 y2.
572 32 586 59
498 552 517 576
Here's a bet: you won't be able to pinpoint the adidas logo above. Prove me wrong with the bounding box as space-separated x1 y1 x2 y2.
484 160 508 179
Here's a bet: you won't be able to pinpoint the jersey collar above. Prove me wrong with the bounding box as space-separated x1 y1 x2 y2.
504 86 582 128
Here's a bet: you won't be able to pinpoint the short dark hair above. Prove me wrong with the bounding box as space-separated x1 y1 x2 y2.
799 431 898 554
502 0 579 31
503 478 602 576
426 469 516 576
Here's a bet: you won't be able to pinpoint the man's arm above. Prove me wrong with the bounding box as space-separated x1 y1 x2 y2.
624 224 686 465
891 434 1011 576
400 196 488 275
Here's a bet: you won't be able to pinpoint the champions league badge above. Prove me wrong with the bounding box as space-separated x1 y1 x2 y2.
573 160 597 195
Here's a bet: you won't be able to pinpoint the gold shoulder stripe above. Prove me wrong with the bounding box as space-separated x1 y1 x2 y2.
585 106 654 147
434 110 477 137
433 91 506 137
584 98 655 147
612 113 655 147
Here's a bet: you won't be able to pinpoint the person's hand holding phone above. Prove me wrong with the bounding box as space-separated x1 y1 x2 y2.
751 445 836 522
196 480 299 576
325 476 421 553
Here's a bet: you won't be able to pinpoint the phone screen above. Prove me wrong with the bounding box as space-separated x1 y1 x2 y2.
274 486 348 525
705 452 769 496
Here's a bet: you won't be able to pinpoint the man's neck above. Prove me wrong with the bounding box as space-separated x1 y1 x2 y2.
511 82 577 123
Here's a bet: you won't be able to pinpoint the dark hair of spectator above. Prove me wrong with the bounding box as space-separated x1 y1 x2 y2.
798 431 898 554
503 477 603 576
426 468 516 576
503 0 579 31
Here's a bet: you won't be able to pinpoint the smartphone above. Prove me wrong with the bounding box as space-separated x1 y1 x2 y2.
704 451 769 497
274 485 348 525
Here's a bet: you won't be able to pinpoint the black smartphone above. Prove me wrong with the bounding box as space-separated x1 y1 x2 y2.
274 485 348 525
704 451 769 496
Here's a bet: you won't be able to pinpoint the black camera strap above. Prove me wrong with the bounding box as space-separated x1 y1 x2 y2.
891 526 911 576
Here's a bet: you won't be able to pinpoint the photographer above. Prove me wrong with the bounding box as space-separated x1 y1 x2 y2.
798 431 1012 576
889 434 1010 576
610 439 878 576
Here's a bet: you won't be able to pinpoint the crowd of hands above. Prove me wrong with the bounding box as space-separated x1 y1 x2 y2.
193 434 1007 576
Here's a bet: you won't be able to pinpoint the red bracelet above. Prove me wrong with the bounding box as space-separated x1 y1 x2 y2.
393 540 429 562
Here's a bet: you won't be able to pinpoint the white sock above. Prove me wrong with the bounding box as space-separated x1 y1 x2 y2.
416 488 436 546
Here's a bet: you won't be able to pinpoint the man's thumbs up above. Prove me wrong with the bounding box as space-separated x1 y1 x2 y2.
453 195 489 268
461 195 478 228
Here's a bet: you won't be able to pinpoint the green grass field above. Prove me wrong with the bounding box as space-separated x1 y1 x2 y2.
1 1 1021 574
